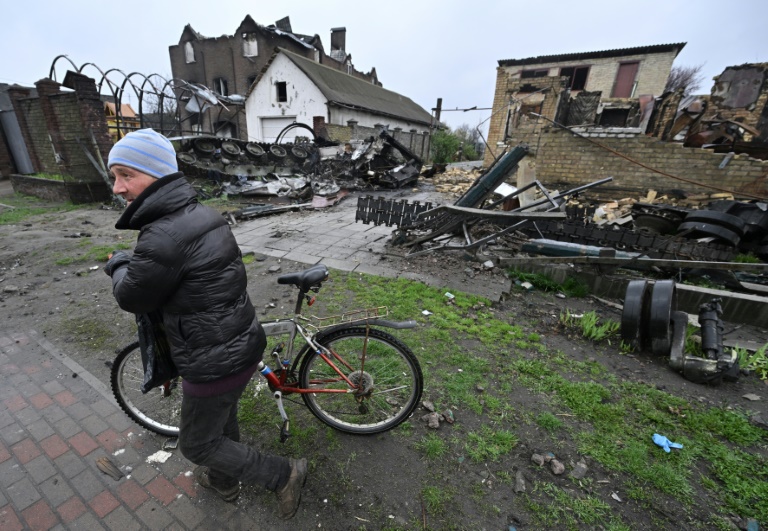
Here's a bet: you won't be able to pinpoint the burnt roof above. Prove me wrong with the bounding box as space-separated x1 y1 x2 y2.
498 43 686 67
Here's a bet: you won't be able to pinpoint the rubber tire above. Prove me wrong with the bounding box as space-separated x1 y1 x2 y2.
111 342 182 437
677 221 741 247
298 327 423 434
621 280 649 351
648 281 677 356
683 210 746 236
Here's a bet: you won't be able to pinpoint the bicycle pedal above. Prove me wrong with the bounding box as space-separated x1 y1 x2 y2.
280 419 291 443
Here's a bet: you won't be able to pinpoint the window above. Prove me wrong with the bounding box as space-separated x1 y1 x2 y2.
213 77 228 97
559 66 590 90
276 81 287 103
184 42 195 63
242 32 258 57
246 75 257 90
521 69 549 79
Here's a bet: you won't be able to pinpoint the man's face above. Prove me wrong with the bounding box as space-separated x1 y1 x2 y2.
110 165 156 204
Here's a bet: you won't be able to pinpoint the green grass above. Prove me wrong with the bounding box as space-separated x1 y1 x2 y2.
508 268 589 297
733 343 768 380
236 271 768 528
0 194 81 224
54 241 133 266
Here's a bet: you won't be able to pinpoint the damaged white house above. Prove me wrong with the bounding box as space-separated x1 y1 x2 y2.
244 48 433 142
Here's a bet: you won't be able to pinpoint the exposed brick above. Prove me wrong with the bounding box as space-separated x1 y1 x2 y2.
146 475 181 506
40 434 68 460
96 429 126 453
116 479 149 510
53 390 78 408
56 496 88 524
28 393 53 410
173 471 198 498
88 490 120 518
67 432 98 457
11 438 41 465
4 395 28 413
0 505 24 531
20 499 59 530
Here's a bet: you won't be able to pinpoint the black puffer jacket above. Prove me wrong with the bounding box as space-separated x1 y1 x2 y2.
111 173 265 383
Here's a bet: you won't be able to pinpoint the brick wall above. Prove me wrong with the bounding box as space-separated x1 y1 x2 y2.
0 123 14 177
506 120 768 199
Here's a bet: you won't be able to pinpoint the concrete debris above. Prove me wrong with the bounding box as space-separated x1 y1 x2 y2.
550 459 565 475
514 470 526 493
570 460 589 479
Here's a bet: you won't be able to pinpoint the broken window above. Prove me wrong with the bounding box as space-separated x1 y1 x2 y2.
214 121 235 138
242 32 258 57
246 75 257 90
276 81 287 103
184 42 195 63
213 77 228 97
521 69 549 79
560 66 589 90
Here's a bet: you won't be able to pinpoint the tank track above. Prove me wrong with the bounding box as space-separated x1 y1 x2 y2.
522 219 737 262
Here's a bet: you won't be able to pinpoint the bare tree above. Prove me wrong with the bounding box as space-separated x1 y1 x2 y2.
664 64 706 97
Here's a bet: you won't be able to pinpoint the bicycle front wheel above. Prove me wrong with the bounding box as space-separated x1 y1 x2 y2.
111 342 182 437
298 327 423 434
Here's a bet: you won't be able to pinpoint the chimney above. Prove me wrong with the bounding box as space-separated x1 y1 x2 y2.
331 27 346 52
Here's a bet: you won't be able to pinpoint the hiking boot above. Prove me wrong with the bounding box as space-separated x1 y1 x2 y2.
276 457 308 519
193 466 240 502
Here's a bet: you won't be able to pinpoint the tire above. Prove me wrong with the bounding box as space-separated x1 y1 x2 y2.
111 342 182 437
298 327 423 434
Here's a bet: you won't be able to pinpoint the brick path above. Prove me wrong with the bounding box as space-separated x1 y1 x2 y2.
0 330 267 530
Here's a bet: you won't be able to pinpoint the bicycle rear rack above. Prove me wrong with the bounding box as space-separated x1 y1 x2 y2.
307 306 389 331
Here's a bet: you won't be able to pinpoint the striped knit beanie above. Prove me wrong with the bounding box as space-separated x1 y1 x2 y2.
108 129 178 179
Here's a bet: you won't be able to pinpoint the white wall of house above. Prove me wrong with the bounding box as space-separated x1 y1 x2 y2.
245 54 327 142
246 53 431 141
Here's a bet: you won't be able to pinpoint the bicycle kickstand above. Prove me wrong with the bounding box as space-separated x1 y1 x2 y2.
273 391 291 443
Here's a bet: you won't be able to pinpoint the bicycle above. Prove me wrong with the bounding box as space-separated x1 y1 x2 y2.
110 263 424 440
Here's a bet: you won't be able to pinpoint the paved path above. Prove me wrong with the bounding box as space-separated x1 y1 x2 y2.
0 329 270 530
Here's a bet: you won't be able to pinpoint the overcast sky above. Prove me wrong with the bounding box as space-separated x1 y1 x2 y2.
2 0 766 134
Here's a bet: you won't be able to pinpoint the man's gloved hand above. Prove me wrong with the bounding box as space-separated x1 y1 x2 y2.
104 250 131 277
652 433 683 453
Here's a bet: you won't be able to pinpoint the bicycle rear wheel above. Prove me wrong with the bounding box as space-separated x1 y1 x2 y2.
298 327 423 434
111 342 181 437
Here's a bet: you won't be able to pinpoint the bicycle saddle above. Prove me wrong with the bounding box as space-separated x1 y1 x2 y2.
277 264 329 292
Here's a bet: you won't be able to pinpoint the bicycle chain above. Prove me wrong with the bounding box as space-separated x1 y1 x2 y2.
522 219 737 262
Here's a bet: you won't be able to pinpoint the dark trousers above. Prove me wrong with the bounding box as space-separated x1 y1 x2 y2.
178 383 290 491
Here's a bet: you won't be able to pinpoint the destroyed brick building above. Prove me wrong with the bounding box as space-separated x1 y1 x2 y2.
169 15 380 139
482 42 768 201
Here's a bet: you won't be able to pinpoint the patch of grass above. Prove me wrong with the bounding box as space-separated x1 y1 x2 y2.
415 433 448 459
58 317 116 351
561 310 620 342
535 412 564 431
421 485 453 514
54 241 133 266
733 343 768 380
733 253 762 263
509 269 589 297
465 426 518 462
0 194 81 225
34 173 66 181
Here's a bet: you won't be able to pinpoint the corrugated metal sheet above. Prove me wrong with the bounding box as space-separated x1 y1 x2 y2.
499 43 686 67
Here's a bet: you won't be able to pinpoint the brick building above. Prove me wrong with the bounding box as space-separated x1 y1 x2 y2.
169 15 380 139
484 43 685 167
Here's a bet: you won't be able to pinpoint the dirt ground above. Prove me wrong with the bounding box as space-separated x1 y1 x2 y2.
1 192 767 530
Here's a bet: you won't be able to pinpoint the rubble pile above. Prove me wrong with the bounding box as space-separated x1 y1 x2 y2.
431 166 481 197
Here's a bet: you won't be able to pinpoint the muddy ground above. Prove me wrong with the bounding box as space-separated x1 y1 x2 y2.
0 188 767 530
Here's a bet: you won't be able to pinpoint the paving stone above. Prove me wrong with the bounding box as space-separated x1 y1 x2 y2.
11 438 41 464
64 402 92 422
129 463 160 485
41 380 67 396
29 392 54 410
39 474 76 508
1 423 27 445
6 477 41 511
80 414 109 437
40 405 67 424
0 458 26 487
68 431 99 457
90 399 118 418
89 490 120 518
102 505 144 531
0 410 15 430
70 511 107 530
20 498 58 530
53 451 87 479
104 411 134 433
25 418 54 442
146 475 180 506
70 469 105 500
116 479 150 510
53 390 78 408
168 495 206 528
25 454 57 484
135 499 174 530
40 434 68 460
53 417 81 439
55 495 88 524
13 406 42 427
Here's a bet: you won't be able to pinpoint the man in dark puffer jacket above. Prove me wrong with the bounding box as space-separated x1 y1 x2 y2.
104 129 307 519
